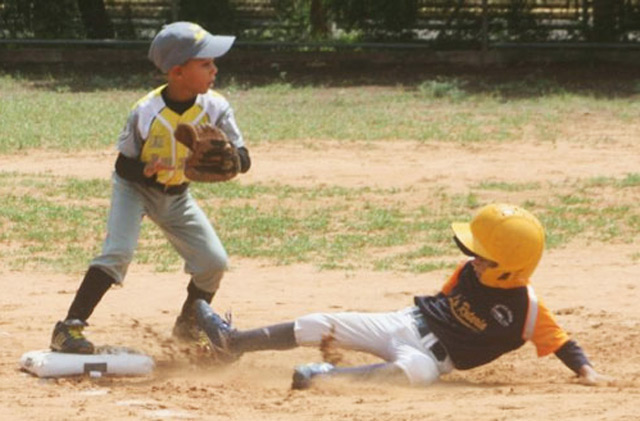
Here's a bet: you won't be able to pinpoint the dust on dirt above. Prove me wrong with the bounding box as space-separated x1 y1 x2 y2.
1 135 639 420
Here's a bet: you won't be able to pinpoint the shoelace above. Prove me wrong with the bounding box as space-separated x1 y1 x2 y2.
67 326 86 339
222 310 234 332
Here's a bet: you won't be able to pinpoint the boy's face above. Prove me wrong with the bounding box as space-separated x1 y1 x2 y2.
171 58 218 96
470 255 498 279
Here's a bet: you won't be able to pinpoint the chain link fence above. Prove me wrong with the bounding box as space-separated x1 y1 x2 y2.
1 0 639 45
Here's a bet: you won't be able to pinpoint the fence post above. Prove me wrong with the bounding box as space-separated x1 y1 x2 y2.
592 0 621 42
171 0 179 22
481 0 488 66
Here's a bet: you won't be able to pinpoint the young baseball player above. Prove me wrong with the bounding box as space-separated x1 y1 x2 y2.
196 203 611 389
50 22 250 354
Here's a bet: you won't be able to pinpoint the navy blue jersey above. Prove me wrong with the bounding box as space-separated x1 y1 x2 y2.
415 261 574 370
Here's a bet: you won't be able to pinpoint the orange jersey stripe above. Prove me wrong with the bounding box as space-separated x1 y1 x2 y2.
529 298 570 356
441 261 467 295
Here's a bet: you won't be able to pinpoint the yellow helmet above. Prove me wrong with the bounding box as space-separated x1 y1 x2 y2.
451 203 545 288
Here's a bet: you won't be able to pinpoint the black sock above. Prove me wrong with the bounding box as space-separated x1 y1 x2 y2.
180 280 215 319
65 266 115 322
232 322 297 353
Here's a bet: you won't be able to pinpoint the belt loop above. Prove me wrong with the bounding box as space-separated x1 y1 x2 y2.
413 308 431 337
412 308 449 363
430 342 448 362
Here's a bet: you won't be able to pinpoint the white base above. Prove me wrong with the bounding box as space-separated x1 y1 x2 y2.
20 346 155 378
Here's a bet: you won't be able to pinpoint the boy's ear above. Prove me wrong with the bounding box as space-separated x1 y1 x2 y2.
167 65 183 78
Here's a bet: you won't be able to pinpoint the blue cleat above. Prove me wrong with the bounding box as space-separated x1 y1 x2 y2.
194 299 239 362
291 362 335 390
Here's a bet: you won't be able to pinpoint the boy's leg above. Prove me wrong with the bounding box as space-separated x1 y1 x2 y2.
196 302 416 389
294 311 406 360
150 192 228 339
89 175 146 283
195 300 297 359
292 362 407 390
51 266 115 354
64 266 116 322
197 306 402 360
51 174 144 353
292 309 447 388
172 279 215 340
197 302 443 388
232 322 297 352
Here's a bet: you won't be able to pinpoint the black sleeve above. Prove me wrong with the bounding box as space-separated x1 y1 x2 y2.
115 153 148 183
237 147 251 173
554 340 590 374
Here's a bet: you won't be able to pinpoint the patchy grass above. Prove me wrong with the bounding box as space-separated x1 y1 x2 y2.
2 73 640 152
1 73 637 273
0 173 637 273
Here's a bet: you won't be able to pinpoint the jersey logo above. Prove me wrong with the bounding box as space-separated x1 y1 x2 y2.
149 135 164 148
448 294 487 332
189 24 206 43
490 304 514 327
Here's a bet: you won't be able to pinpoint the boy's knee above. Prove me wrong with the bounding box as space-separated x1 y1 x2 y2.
190 262 226 294
395 354 441 386
293 313 334 345
91 250 135 283
209 253 228 273
199 247 228 274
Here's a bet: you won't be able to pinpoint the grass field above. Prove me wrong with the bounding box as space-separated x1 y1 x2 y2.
1 65 640 421
2 69 639 151
0 69 638 274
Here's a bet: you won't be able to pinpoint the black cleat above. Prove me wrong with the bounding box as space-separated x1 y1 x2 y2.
50 319 95 354
172 313 205 343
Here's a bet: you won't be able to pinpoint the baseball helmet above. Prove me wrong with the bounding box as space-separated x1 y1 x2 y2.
451 203 545 288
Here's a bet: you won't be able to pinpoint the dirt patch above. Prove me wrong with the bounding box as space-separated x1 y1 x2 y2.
1 139 638 192
1 138 639 420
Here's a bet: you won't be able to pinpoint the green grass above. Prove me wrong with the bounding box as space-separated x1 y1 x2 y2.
1 73 638 274
0 172 637 273
475 181 542 192
2 73 640 152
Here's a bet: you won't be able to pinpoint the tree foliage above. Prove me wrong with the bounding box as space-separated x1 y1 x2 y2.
177 0 236 34
328 0 418 40
0 0 636 43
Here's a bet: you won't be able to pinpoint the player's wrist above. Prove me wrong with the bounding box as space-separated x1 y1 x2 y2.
143 163 155 178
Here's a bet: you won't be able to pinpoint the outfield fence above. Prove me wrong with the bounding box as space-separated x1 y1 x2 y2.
1 1 639 67
1 0 639 44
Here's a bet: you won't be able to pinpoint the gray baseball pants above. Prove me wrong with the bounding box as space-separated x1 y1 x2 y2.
90 173 228 293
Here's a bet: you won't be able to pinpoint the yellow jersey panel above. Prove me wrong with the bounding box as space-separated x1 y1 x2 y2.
139 107 211 185
117 86 243 185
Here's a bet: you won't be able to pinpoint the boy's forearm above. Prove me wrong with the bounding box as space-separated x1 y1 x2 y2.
115 152 147 183
554 339 590 374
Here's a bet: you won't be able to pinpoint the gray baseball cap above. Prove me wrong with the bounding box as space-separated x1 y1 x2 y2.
148 21 236 73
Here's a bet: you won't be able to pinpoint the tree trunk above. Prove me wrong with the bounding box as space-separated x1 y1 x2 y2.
310 0 329 37
592 0 621 42
77 0 114 39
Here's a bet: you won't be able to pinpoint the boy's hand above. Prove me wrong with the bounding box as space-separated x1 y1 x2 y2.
144 159 174 178
578 364 615 386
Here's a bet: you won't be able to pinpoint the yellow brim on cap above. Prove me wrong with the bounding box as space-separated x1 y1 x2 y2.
451 222 492 260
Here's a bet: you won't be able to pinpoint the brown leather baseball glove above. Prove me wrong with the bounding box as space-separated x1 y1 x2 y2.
174 123 241 182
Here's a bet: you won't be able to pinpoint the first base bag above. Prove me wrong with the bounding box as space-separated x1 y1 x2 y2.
20 346 154 378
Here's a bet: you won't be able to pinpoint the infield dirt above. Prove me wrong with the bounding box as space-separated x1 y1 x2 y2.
1 136 639 420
